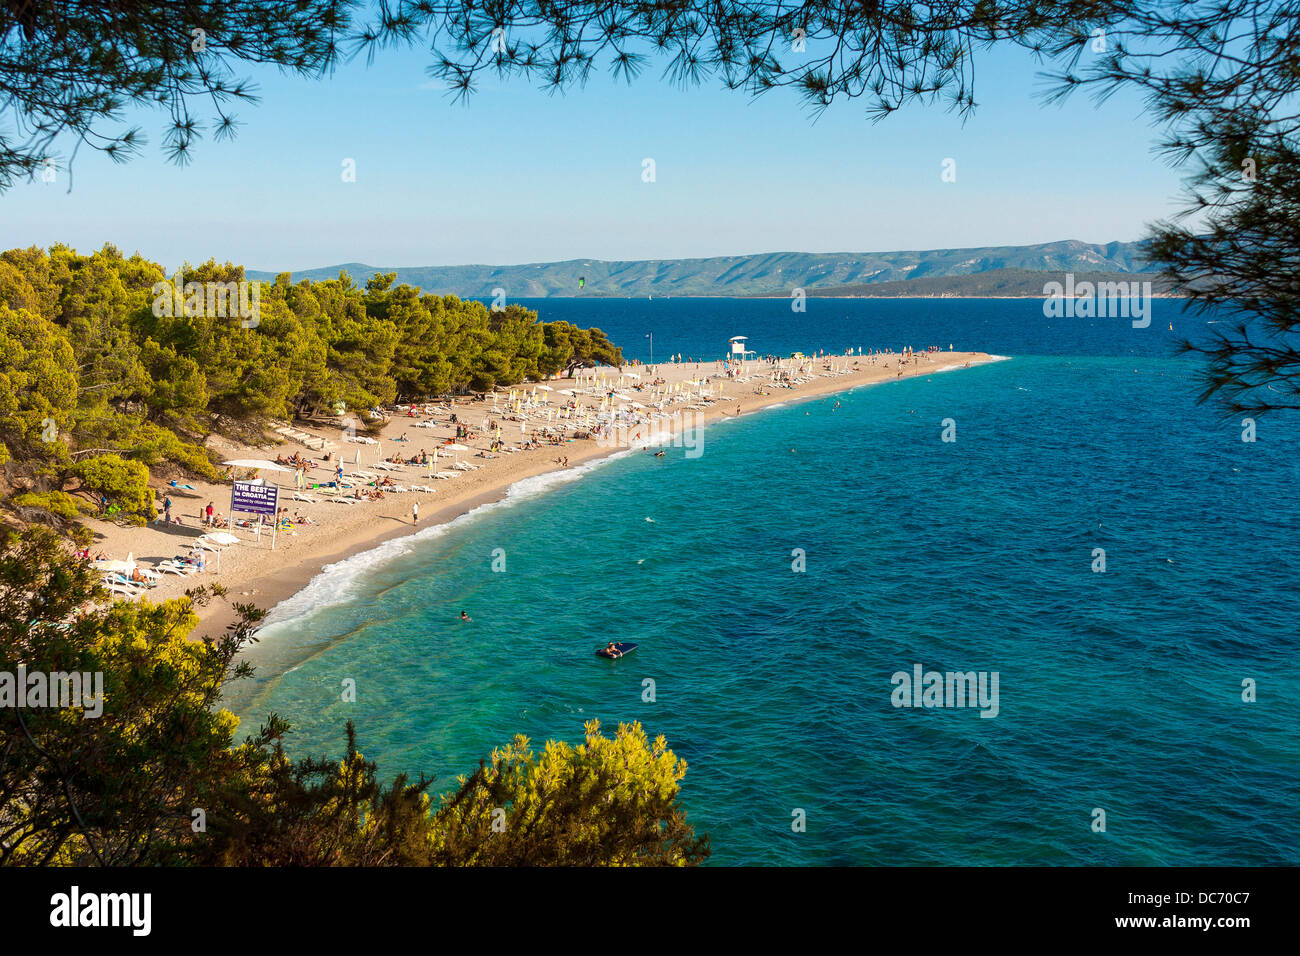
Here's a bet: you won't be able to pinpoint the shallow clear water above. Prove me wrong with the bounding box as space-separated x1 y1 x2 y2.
227 299 1299 865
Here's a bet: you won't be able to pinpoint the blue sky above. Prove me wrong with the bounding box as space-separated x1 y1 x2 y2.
0 36 1184 272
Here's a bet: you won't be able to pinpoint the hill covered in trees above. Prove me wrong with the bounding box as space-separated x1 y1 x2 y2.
796 268 1175 298
0 244 621 535
248 239 1148 298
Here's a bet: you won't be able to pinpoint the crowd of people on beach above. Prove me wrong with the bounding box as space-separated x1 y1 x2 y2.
86 349 977 602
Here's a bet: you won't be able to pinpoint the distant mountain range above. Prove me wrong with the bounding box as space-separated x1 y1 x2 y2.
801 267 1172 299
248 239 1153 298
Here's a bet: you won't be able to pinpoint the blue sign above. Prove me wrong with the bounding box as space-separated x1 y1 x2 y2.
230 481 278 517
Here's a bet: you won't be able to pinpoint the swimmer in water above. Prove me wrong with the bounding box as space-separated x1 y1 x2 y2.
653 450 665 458
460 611 471 622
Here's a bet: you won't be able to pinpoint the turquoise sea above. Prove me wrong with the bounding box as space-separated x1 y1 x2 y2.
226 298 1299 865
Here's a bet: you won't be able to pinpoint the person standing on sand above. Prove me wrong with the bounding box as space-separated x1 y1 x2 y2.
205 501 214 526
412 500 419 526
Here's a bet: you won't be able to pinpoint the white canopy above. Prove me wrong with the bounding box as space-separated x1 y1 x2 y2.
201 532 240 546
223 458 294 473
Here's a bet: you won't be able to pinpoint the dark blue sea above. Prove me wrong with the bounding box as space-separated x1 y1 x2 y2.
227 297 1299 865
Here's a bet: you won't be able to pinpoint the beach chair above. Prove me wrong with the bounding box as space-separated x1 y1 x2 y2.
292 492 318 503
103 574 150 597
104 580 143 600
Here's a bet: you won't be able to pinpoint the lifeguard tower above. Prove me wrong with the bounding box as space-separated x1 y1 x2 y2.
729 335 756 361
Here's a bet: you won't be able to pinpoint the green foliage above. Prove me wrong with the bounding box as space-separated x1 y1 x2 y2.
0 303 77 468
0 527 255 865
0 530 708 867
430 720 710 866
543 321 624 375
0 245 620 532
71 456 154 524
195 718 441 866
9 491 88 522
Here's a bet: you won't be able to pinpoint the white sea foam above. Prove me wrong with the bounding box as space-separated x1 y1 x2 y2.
257 447 638 633
257 360 1002 635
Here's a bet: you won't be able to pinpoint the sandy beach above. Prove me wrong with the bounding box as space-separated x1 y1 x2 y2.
85 349 996 636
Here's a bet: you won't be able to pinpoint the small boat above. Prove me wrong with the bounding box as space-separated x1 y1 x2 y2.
596 642 638 659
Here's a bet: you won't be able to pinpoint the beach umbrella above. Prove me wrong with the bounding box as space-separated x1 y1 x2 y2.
221 458 294 473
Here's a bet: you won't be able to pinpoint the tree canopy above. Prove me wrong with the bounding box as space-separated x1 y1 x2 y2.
0 526 707 866
4 2 1297 409
0 244 621 533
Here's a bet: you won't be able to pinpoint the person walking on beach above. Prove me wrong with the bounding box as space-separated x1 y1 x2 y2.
412 500 419 526
163 495 172 522
205 501 214 526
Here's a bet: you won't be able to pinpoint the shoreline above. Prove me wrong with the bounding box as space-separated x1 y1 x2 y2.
85 350 999 639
